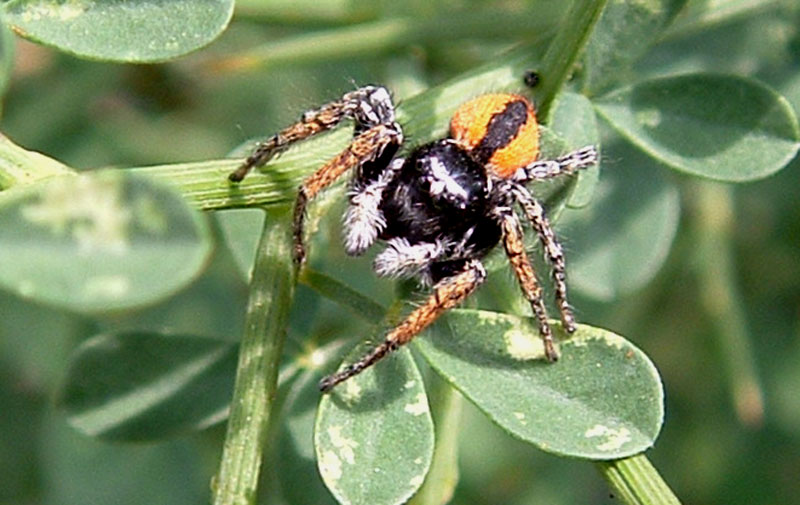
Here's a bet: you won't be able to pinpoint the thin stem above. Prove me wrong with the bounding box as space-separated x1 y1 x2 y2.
212 206 295 505
299 268 387 322
535 0 609 121
596 454 682 505
692 181 764 426
408 373 463 505
0 135 74 190
197 7 563 74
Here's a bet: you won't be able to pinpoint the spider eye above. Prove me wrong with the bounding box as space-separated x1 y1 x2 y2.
450 93 540 178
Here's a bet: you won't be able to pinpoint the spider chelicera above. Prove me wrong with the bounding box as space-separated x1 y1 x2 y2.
229 85 598 392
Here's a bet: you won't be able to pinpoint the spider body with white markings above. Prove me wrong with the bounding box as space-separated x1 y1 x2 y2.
229 85 598 392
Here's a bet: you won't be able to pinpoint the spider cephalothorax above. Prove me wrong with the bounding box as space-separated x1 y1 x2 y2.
229 85 598 392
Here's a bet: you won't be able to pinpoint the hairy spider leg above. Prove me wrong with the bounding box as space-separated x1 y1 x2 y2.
372 238 446 278
498 210 559 362
343 157 403 256
229 101 349 182
511 185 575 333
229 86 397 182
513 145 598 182
319 259 487 392
293 123 401 264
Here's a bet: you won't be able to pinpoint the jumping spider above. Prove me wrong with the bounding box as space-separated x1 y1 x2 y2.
229 85 598 392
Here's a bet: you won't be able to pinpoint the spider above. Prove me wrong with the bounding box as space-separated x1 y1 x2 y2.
229 85 598 392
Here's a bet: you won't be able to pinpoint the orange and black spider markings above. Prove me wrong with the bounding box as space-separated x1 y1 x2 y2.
450 93 540 178
229 85 598 392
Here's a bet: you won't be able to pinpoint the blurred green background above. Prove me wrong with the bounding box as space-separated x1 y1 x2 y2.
1 1 800 504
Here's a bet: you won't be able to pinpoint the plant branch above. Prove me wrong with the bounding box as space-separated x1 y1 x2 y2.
212 206 295 505
596 454 682 505
535 0 608 120
691 181 764 426
0 135 74 190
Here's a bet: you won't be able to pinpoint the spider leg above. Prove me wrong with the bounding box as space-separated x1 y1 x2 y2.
319 259 486 392
498 209 559 361
229 85 397 182
512 145 597 183
372 238 446 278
510 185 575 334
343 157 403 256
294 123 401 264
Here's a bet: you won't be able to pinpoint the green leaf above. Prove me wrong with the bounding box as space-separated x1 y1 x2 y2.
315 346 434 505
560 142 681 300
41 410 208 505
216 208 266 282
550 91 601 208
415 309 664 459
583 0 688 93
512 125 591 224
0 171 213 312
594 73 800 181
3 0 233 62
278 369 340 505
56 332 236 441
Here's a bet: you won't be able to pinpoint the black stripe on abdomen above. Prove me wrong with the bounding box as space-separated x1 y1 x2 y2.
471 99 529 164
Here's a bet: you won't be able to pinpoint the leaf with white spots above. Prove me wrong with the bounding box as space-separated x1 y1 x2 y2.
414 309 664 459
278 370 340 505
0 171 212 312
315 346 434 505
3 0 233 62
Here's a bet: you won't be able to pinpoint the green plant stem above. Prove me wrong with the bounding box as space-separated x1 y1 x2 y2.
596 454 682 505
535 0 608 120
198 7 563 74
408 373 463 505
0 135 74 190
692 181 764 426
299 267 387 322
212 206 295 505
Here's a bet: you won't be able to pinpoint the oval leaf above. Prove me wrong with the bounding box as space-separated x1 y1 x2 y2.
559 142 681 300
594 73 800 181
41 411 207 505
415 309 664 459
56 331 236 441
550 91 601 208
3 0 233 62
315 346 434 505
278 369 341 505
216 208 266 282
0 171 213 312
583 0 687 93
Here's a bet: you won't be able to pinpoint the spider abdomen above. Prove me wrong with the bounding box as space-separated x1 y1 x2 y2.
450 93 540 178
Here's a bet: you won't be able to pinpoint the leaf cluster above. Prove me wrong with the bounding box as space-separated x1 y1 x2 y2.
0 1 799 505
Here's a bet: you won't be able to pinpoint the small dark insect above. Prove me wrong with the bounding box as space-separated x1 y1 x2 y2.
229 86 597 392
523 70 540 88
